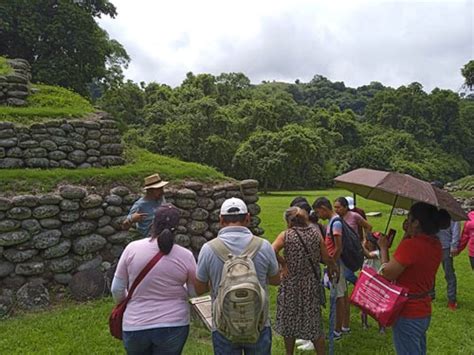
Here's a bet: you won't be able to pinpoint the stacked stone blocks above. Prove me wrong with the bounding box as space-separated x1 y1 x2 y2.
0 59 31 107
0 179 261 296
0 119 125 168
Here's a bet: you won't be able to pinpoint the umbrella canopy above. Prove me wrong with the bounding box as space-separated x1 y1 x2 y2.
334 168 468 221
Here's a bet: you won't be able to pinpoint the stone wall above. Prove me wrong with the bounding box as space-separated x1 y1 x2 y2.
0 118 125 169
0 180 261 297
0 59 31 107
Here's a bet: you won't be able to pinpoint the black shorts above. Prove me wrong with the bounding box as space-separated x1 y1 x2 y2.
470 256 474 270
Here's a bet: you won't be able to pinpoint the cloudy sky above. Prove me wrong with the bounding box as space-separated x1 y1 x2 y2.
98 0 473 92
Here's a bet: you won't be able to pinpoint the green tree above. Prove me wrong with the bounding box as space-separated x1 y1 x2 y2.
0 0 128 96
461 60 474 89
98 81 145 125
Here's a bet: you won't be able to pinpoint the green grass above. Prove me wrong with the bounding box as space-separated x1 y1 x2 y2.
0 146 227 194
0 84 94 124
452 175 474 199
0 190 472 354
0 57 13 76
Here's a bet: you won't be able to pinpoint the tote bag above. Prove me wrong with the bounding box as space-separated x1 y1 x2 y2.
350 266 408 327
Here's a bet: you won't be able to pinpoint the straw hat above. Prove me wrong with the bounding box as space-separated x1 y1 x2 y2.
144 173 169 190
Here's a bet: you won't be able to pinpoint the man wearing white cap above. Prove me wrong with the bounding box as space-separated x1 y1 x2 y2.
122 173 168 237
195 197 280 354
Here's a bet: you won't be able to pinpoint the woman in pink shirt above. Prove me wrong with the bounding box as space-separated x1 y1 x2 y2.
457 210 474 269
111 203 197 355
334 197 372 240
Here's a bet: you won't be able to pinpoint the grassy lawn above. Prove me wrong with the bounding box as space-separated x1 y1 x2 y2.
0 84 94 124
0 189 472 354
0 146 227 194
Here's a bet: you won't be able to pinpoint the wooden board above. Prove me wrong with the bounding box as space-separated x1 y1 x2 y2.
189 295 212 331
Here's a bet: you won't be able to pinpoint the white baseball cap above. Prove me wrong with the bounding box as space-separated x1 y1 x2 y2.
345 196 355 210
220 198 248 215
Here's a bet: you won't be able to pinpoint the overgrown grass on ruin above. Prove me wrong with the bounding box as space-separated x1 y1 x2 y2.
0 57 13 76
0 146 227 194
452 175 474 199
0 84 94 124
0 190 472 354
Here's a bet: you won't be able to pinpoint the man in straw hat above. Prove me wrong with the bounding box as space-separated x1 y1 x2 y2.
122 173 169 237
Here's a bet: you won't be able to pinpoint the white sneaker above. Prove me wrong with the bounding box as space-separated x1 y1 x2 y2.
295 339 307 346
297 342 315 351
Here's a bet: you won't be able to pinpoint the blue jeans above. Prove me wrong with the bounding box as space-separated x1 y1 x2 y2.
344 268 358 285
392 316 431 355
212 326 272 355
430 249 457 302
123 325 189 355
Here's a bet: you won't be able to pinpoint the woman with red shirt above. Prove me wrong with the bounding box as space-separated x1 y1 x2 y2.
378 202 444 355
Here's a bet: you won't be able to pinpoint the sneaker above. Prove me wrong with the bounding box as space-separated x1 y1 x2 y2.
341 327 351 335
295 339 308 346
327 331 342 341
448 301 458 311
297 342 315 351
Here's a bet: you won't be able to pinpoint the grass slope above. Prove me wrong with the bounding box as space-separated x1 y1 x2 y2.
0 190 472 354
0 84 94 124
0 146 227 194
452 175 474 199
0 57 13 76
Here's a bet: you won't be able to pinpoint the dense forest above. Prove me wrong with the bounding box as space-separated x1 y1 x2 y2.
1 0 473 189
98 73 474 189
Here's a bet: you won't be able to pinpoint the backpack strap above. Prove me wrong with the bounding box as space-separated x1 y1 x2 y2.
242 236 264 259
209 236 263 262
208 238 232 262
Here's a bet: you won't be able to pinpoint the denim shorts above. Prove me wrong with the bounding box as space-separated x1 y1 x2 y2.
123 325 189 355
212 326 272 355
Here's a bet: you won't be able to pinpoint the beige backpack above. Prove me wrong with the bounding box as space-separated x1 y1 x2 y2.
209 236 266 344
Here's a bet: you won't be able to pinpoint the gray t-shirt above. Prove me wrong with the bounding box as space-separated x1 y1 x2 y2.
196 226 279 327
127 196 165 237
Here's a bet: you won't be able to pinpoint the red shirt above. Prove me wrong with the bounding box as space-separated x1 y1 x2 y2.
393 234 442 318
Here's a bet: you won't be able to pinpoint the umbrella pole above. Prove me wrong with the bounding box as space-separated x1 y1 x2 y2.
384 195 399 234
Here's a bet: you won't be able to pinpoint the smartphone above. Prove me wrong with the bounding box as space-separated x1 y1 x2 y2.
387 228 396 248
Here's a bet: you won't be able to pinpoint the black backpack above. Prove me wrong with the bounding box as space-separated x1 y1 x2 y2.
329 217 364 272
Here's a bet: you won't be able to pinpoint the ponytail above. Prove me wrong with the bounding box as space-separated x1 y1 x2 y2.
158 228 174 255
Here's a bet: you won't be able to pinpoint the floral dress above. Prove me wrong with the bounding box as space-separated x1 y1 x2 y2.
275 226 324 340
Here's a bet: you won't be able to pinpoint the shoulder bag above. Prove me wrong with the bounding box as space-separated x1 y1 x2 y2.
109 251 164 340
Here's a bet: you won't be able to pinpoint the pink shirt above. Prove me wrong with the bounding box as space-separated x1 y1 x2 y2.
459 211 474 257
343 210 365 237
115 238 197 331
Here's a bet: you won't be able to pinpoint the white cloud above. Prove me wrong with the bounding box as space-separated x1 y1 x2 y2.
98 0 474 91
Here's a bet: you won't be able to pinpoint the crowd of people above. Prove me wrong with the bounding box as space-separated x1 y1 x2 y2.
110 173 474 355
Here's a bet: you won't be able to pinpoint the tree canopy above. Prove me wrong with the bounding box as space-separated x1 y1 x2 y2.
101 64 473 188
0 0 129 96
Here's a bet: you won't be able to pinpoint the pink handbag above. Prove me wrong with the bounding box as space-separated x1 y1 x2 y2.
350 266 409 327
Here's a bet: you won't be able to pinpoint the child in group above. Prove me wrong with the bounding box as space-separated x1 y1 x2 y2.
361 231 385 333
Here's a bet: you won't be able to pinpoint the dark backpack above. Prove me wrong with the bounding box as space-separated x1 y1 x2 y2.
329 217 364 272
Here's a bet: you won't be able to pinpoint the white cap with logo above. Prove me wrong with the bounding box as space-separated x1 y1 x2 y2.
220 197 248 215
